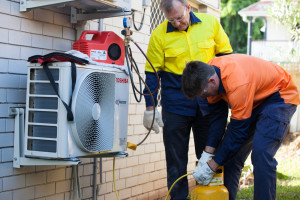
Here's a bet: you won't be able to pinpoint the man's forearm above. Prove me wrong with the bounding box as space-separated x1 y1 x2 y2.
146 106 154 111
208 159 219 172
204 146 219 172
204 146 216 154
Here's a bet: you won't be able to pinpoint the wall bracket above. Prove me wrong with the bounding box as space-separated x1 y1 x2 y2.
20 0 131 23
70 6 131 23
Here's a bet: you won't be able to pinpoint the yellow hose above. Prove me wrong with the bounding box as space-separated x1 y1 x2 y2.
113 157 120 200
114 156 191 200
164 173 192 200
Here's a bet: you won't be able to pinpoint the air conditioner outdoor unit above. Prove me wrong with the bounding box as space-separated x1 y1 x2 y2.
20 0 132 13
24 62 129 159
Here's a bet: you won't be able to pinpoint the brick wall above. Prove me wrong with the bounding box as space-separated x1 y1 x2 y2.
0 0 211 199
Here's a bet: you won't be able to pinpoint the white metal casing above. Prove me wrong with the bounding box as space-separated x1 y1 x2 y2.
24 62 129 159
20 0 131 12
142 0 151 7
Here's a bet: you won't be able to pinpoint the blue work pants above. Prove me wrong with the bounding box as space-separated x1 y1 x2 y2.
224 97 296 200
162 109 210 200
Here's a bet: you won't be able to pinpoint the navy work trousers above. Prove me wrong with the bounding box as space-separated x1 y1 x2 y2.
223 96 296 200
162 109 210 200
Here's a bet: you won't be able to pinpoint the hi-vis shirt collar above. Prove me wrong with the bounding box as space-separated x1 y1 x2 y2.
213 66 226 94
167 11 202 33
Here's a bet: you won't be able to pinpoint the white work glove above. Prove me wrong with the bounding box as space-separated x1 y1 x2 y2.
143 108 164 133
192 163 216 185
197 151 214 168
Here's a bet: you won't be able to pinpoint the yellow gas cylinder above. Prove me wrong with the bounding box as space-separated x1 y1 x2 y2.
190 185 228 200
190 166 229 200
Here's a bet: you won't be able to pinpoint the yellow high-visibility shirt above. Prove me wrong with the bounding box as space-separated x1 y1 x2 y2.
145 12 232 74
144 12 232 116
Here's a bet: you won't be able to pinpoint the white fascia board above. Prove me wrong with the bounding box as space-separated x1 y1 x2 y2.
188 0 220 11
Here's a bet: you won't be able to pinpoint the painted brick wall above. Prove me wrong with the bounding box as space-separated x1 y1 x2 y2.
0 0 210 199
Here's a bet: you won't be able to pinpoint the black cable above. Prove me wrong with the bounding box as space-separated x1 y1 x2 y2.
126 47 156 146
132 8 146 31
124 42 156 146
127 54 155 146
136 77 155 146
125 46 142 102
123 32 161 146
128 42 160 96
127 45 147 96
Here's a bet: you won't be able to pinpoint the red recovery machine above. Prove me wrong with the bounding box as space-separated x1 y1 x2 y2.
73 30 125 65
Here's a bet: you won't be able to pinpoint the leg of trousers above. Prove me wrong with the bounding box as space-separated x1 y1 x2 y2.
224 131 253 200
224 101 296 200
224 99 270 200
251 103 296 200
162 109 210 200
192 113 210 159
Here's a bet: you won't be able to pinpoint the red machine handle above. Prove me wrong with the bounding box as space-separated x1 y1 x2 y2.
79 30 101 40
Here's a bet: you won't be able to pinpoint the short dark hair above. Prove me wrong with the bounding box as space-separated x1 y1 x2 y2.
181 61 216 99
160 0 188 13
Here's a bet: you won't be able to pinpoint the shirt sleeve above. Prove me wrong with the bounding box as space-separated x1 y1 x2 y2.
197 97 210 116
206 99 229 148
228 83 255 120
144 29 164 73
213 117 251 165
213 17 233 55
143 71 159 107
213 83 255 165
144 28 163 106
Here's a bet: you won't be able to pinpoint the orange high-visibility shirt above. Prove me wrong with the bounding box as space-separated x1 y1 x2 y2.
208 54 300 120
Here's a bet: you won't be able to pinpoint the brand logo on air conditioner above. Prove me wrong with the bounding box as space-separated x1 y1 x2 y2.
116 78 128 83
115 100 127 105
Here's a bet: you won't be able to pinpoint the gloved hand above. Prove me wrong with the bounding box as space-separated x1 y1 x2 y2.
192 162 216 185
197 151 214 168
143 108 164 133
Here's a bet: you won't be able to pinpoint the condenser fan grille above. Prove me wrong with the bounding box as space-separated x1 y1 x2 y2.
73 71 115 152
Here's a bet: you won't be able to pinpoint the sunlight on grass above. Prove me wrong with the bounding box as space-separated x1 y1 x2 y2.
237 159 300 199
188 159 300 199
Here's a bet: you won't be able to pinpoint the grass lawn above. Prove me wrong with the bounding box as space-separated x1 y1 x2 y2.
237 159 300 199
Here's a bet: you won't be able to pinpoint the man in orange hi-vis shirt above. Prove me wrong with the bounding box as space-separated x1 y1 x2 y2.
181 54 300 200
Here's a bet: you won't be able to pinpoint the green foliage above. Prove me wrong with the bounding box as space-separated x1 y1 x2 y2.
270 0 300 42
221 0 264 53
237 184 300 199
276 185 300 199
237 185 254 199
277 171 291 180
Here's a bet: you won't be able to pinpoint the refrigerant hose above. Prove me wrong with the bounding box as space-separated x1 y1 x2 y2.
113 157 120 200
123 33 161 148
120 30 190 200
125 45 156 146
165 173 192 200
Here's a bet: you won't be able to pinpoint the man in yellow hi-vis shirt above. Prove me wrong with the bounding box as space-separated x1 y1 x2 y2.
142 0 232 199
